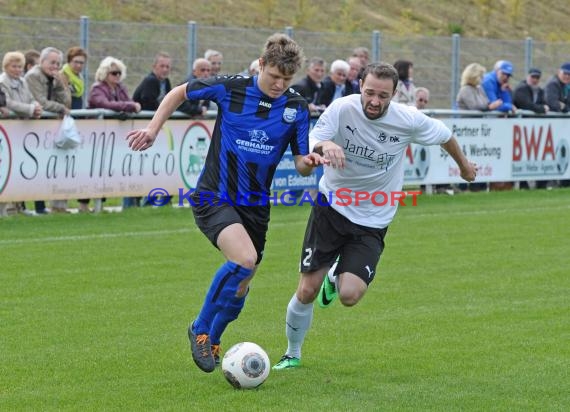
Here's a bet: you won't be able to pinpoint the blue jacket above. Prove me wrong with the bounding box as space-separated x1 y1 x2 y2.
481 71 513 112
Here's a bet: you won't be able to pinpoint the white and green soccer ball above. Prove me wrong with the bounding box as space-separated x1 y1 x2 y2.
221 342 270 389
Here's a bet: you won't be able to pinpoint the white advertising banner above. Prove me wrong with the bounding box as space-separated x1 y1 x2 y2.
1 116 569 202
404 117 570 184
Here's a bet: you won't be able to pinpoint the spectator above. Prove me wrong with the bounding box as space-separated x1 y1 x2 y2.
346 56 362 92
248 59 260 75
25 47 71 214
481 60 515 113
133 51 172 111
291 57 326 113
415 87 430 109
178 58 212 116
204 49 223 76
392 59 416 105
544 62 570 113
25 47 70 116
513 68 549 114
317 59 354 107
0 51 42 118
24 49 40 74
88 56 141 113
61 47 88 110
88 56 141 210
456 63 489 110
352 46 370 67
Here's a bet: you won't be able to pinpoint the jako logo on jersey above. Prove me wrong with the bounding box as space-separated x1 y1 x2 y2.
258 100 272 109
283 107 297 123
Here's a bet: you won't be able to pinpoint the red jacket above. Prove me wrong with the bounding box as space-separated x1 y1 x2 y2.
88 81 138 112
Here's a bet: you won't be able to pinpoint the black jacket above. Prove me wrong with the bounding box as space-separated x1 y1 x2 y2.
513 80 547 113
133 72 172 111
316 76 358 107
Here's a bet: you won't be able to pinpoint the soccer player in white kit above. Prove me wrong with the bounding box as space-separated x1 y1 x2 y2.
274 62 478 370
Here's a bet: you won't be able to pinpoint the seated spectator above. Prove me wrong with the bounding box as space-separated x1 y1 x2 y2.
88 56 141 210
513 68 549 113
456 63 489 110
0 51 42 118
25 47 70 116
25 47 71 213
205 49 223 76
415 87 430 109
392 59 416 105
481 60 515 113
291 57 326 113
544 62 570 113
61 47 88 110
177 58 212 116
316 59 353 107
88 56 141 113
133 51 172 111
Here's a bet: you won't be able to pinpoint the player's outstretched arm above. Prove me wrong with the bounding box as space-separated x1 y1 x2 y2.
126 84 188 151
441 137 478 182
312 140 345 169
294 153 329 176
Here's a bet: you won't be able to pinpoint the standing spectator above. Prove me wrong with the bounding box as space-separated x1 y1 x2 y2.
204 49 223 76
481 60 515 113
317 59 354 107
61 47 88 110
351 46 370 79
346 56 362 92
0 51 42 118
291 57 326 113
25 47 71 214
544 62 570 113
415 87 430 109
88 56 141 210
177 58 212 116
456 63 490 110
392 59 416 105
25 47 70 116
24 49 40 74
133 51 172 111
513 68 549 113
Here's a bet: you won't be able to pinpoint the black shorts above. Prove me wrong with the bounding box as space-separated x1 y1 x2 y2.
300 193 388 285
191 192 270 265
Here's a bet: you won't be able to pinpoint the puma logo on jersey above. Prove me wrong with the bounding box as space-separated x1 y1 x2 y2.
346 124 357 135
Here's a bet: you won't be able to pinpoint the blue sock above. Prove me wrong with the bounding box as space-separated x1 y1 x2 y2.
210 292 247 345
193 262 252 334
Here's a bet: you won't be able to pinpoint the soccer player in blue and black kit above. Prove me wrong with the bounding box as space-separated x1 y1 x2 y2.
127 34 328 373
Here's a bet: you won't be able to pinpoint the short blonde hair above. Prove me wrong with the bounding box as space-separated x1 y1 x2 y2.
461 63 486 87
94 56 127 82
2 51 25 71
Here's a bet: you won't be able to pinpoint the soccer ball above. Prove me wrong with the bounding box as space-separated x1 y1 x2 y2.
556 139 568 174
221 342 270 389
413 146 430 179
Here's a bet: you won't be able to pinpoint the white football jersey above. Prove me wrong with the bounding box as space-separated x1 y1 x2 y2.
310 95 451 228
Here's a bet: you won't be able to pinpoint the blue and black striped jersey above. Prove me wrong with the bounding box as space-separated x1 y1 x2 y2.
186 75 310 203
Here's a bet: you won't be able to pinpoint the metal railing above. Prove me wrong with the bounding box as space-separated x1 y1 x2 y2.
1 15 569 108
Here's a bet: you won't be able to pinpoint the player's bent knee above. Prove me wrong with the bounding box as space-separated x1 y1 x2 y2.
338 290 364 307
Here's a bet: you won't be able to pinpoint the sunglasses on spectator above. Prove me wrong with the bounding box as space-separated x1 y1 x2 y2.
418 98 428 103
530 74 540 79
109 71 122 76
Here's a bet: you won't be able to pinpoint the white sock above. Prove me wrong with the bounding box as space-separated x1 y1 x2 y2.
285 294 313 359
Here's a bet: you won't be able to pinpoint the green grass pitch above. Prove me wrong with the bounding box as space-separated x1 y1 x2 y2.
1 189 569 411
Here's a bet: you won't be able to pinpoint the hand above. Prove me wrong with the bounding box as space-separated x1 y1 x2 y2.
302 152 330 167
33 102 43 118
134 102 142 113
126 128 156 151
0 107 9 117
460 161 478 182
319 140 345 169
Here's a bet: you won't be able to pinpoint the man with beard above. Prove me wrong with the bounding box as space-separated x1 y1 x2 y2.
513 68 549 113
273 62 478 370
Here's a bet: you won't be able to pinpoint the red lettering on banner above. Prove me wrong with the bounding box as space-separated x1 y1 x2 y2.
405 144 413 164
512 124 555 161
